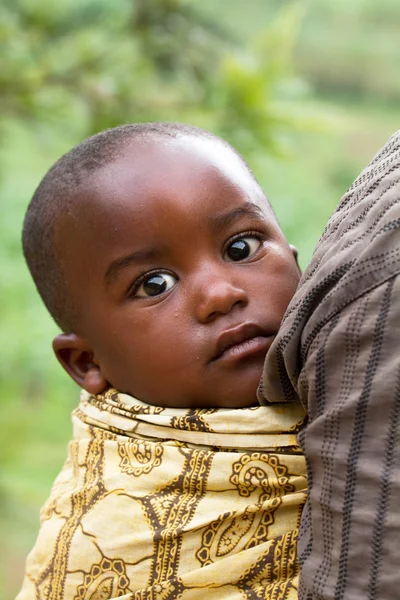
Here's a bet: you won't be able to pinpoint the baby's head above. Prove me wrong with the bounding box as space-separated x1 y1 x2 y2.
23 123 300 408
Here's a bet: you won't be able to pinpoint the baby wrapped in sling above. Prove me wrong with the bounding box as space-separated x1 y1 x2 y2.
19 389 306 599
18 123 307 599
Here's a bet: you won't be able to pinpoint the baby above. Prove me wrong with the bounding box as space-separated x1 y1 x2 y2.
18 123 307 599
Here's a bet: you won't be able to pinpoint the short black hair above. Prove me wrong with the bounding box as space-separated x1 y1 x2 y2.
22 122 255 332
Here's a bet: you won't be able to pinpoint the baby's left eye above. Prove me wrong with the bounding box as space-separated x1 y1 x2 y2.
224 236 262 262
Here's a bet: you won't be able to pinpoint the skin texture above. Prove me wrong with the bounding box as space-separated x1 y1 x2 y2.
53 135 301 407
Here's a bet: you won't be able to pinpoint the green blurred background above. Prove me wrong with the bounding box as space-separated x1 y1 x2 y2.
1 0 399 597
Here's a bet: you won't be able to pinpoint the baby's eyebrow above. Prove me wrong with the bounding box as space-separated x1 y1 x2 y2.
208 202 266 232
104 247 163 287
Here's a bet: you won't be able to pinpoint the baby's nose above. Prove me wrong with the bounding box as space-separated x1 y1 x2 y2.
194 272 248 323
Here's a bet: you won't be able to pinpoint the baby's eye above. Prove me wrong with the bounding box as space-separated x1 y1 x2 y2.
224 236 262 262
135 273 177 298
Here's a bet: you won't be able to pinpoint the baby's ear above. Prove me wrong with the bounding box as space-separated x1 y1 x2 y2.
289 244 301 274
52 334 108 394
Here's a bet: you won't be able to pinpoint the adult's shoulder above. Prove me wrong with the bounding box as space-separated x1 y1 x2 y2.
259 130 400 404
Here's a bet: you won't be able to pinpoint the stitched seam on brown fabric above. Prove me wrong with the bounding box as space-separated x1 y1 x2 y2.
284 184 400 324
322 167 400 243
301 248 400 363
299 255 390 362
346 137 400 194
309 315 342 598
340 191 400 253
284 192 399 324
327 158 400 238
367 365 400 599
283 255 352 320
368 136 400 166
336 150 400 213
313 300 367 596
334 278 395 600
276 249 400 402
285 187 399 322
275 263 355 402
316 315 339 418
335 177 400 244
299 536 312 566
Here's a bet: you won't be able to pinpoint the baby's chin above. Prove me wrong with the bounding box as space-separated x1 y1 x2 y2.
129 389 260 410
112 364 263 409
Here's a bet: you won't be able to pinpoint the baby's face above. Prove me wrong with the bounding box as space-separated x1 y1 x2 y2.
58 136 300 407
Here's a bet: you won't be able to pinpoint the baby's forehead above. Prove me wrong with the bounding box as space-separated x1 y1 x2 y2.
68 138 269 244
88 135 262 203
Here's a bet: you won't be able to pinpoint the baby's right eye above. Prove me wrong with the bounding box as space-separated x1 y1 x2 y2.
135 273 177 298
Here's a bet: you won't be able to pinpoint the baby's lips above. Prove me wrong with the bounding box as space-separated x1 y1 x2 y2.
211 322 273 361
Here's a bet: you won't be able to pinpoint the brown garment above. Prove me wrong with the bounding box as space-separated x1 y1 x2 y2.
259 131 400 599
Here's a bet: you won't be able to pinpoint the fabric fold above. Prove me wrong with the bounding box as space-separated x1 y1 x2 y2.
17 388 307 600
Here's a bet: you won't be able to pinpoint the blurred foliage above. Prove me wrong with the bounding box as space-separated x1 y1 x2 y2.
0 0 320 157
1 1 399 598
203 0 400 101
295 0 400 100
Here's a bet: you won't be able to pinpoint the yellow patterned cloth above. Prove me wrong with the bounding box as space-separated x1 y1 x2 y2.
17 388 307 600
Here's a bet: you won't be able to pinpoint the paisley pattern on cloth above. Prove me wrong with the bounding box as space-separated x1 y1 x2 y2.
17 388 307 600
